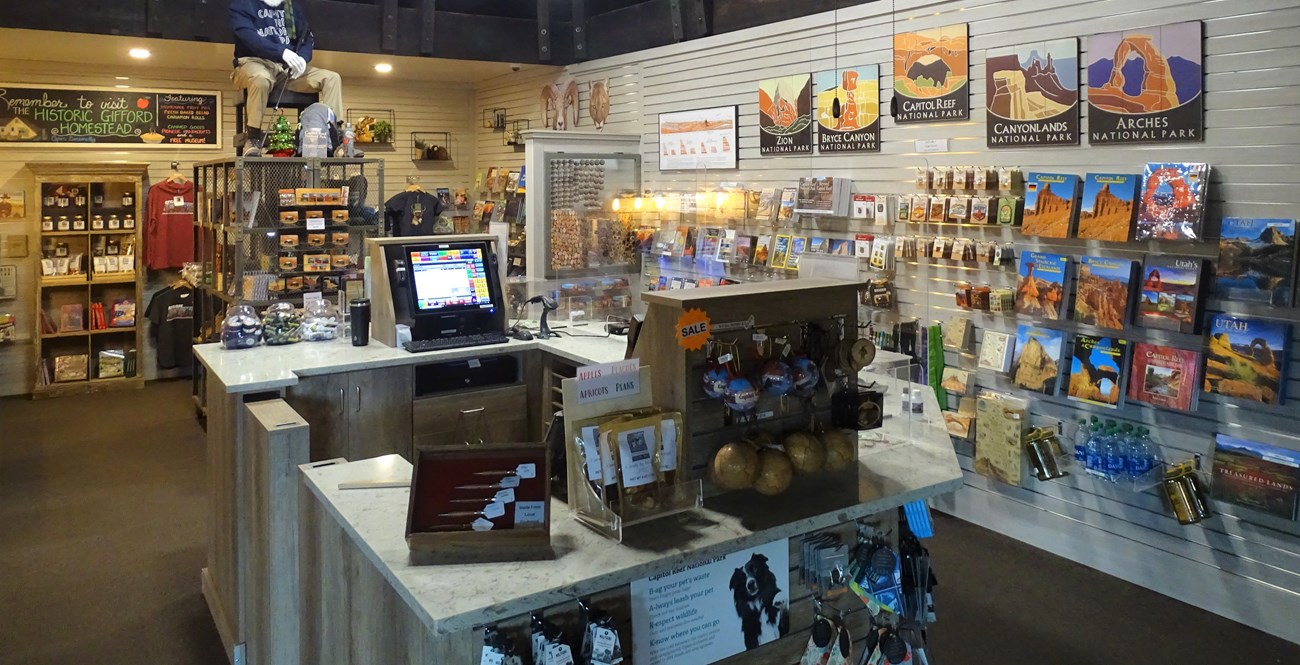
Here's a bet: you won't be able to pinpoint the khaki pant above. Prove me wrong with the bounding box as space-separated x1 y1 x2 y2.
232 57 343 131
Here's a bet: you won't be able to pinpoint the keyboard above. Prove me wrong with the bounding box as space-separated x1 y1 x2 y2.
403 332 511 353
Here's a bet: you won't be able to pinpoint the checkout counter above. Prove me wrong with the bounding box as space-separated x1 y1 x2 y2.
193 238 962 665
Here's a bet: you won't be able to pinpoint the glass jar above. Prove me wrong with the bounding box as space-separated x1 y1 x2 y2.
72 215 86 231
121 191 134 207
301 299 340 341
57 216 70 231
123 214 135 229
41 216 53 231
55 242 69 258
91 215 104 230
221 305 263 350
108 215 120 229
261 302 303 345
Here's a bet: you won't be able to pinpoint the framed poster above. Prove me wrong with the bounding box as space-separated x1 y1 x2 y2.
0 265 16 300
0 84 221 148
814 64 881 153
658 106 738 170
1086 22 1203 144
986 39 1080 147
893 23 970 123
758 75 813 155
0 190 25 220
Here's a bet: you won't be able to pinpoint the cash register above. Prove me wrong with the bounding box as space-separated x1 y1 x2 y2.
388 239 510 352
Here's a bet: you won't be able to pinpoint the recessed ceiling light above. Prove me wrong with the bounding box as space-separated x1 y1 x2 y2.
115 76 129 81
115 85 130 89
128 48 151 59
374 63 393 74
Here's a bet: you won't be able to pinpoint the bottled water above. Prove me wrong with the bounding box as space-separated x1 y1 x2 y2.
1074 418 1089 465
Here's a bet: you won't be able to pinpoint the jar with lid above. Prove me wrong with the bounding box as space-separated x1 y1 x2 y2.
123 214 136 229
91 215 105 230
57 216 70 231
72 215 86 231
55 242 69 258
108 215 121 229
41 216 54 231
74 191 87 207
121 190 134 207
221 304 263 349
106 239 120 256
262 302 303 345
301 299 340 341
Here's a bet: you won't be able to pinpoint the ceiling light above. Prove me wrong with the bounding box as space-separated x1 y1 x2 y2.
115 85 130 89
128 48 151 59
115 76 129 81
374 63 393 74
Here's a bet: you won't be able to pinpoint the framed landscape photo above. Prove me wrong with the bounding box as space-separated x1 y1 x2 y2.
658 106 738 170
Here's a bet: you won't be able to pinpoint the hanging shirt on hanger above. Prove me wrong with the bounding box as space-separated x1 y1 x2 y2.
146 179 196 269
384 190 444 237
146 285 195 370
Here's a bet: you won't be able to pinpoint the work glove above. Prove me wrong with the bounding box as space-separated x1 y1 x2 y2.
282 49 307 79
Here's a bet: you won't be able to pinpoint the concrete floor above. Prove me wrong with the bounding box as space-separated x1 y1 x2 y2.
1 379 1296 664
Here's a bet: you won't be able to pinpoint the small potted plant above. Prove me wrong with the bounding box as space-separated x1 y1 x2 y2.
373 120 394 144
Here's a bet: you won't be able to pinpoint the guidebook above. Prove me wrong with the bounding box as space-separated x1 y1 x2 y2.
1020 172 1080 238
1127 342 1202 412
1136 255 1207 334
1204 314 1290 406
1215 218 1297 306
1135 162 1210 241
1076 173 1138 241
1211 434 1300 519
756 188 778 221
1073 255 1135 331
1015 251 1071 321
1067 334 1128 409
1011 324 1066 395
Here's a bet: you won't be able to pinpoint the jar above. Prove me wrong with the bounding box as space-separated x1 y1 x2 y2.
91 215 105 230
41 216 54 231
106 239 120 256
261 302 302 345
221 305 263 350
123 214 135 229
121 191 134 207
72 215 86 231
108 215 121 229
55 242 69 258
301 299 340 341
57 216 70 231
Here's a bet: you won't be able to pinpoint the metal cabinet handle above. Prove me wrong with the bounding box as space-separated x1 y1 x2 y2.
354 385 362 413
337 387 345 415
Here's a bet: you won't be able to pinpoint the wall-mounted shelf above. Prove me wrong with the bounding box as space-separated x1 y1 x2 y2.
411 132 453 163
346 108 396 146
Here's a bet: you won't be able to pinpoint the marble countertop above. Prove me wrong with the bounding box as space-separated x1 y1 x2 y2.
194 330 628 393
299 384 960 637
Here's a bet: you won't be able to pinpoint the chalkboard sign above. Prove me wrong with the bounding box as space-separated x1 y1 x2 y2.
0 84 221 148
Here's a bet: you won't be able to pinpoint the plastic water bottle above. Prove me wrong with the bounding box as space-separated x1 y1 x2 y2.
1074 419 1089 466
1085 420 1105 477
1127 427 1157 480
1104 423 1126 482
1116 423 1135 479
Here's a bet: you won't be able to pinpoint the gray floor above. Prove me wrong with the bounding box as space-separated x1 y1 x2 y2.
1 379 1296 664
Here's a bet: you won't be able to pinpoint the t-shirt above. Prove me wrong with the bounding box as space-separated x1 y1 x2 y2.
384 191 443 237
146 179 196 270
146 286 195 370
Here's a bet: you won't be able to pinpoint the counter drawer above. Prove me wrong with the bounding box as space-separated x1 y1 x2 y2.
412 384 529 449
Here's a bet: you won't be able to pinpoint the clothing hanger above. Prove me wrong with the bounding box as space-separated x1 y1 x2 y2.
405 175 425 193
166 161 189 184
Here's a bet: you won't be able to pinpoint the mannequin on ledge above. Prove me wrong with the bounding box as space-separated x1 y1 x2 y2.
230 0 346 157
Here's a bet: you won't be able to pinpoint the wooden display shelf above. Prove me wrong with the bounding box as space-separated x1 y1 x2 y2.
41 330 90 339
89 274 137 285
33 375 143 399
40 230 88 237
40 276 90 287
92 229 138 235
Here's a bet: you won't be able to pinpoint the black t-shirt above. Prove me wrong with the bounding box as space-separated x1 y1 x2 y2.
384 191 444 236
146 286 195 370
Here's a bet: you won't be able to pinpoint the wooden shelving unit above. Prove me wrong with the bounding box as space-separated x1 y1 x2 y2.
28 163 148 398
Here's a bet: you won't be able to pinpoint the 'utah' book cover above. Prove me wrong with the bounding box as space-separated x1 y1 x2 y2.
1204 315 1290 406
1015 251 1071 320
1135 162 1210 241
1216 218 1297 306
1020 172 1080 238
1067 334 1128 408
1076 173 1138 241
1211 434 1300 519
1127 342 1202 412
1012 324 1065 395
1073 255 1135 331
1136 255 1206 334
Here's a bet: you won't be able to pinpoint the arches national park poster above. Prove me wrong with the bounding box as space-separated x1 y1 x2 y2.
758 75 813 155
1085 21 1204 144
893 24 970 123
985 38 1080 147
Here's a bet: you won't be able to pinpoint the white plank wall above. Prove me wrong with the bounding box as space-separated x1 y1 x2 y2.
0 59 476 396
474 0 1300 643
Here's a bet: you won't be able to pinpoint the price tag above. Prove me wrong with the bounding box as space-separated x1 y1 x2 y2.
545 643 575 665
500 475 521 489
493 488 516 504
591 627 620 664
915 138 950 153
307 217 325 230
757 410 775 420
302 291 323 308
468 358 482 368
471 517 494 531
482 501 506 519
752 333 768 342
480 648 505 665
515 463 536 479
717 353 733 364
515 501 545 526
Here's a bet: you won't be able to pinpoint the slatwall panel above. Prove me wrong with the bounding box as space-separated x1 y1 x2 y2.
0 59 475 396
472 0 1300 643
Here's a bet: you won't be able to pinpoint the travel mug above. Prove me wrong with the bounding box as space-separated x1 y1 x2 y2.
349 298 370 346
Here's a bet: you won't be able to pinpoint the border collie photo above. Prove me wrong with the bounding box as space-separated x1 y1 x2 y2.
729 553 789 649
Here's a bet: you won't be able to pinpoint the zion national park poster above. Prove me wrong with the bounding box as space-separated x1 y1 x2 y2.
814 64 881 152
758 75 813 155
893 23 970 123
1076 173 1139 241
1204 315 1290 406
985 38 1080 147
1085 21 1204 144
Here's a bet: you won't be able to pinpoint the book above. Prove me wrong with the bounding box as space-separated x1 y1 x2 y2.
754 234 772 265
975 394 1028 484
59 304 84 333
484 167 499 191
1216 218 1297 306
1073 255 1136 331
828 238 852 256
1021 172 1080 238
734 235 755 263
1127 342 1202 412
978 330 1015 373
696 227 724 260
778 187 798 222
943 316 973 350
1012 324 1065 395
505 171 521 194
1204 314 1290 406
795 177 852 216
808 237 829 255
1015 252 1071 321
471 201 487 223
1211 434 1300 519
770 235 791 268
854 234 873 259
756 188 778 221
435 187 452 207
1136 256 1207 334
716 230 737 262
1067 334 1128 409
940 367 972 395
1076 173 1138 241
745 190 762 219
1135 162 1210 241
786 236 807 271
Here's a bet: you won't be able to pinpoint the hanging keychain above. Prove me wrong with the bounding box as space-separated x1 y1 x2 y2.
720 339 759 418
791 323 823 399
758 330 795 397
702 339 730 400
800 600 839 665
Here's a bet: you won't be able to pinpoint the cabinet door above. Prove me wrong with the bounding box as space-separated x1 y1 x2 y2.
284 373 350 461
412 384 529 450
347 366 414 462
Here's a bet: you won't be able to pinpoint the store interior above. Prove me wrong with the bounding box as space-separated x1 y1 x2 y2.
2 0 1300 663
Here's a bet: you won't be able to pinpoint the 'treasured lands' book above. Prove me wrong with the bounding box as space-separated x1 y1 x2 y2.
1204 314 1290 406
1127 342 1202 412
1012 324 1066 395
1076 173 1138 241
1067 334 1128 409
1215 218 1297 306
1073 255 1135 331
1211 434 1300 520
1136 255 1207 334
1015 252 1071 321
1020 172 1080 238
1135 162 1210 242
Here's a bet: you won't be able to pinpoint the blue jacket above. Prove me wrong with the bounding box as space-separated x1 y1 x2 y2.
230 0 315 65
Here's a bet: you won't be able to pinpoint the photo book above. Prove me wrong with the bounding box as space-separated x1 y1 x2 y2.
1067 333 1128 409
1135 162 1210 241
1012 324 1066 395
1020 172 1080 238
1015 251 1071 321
1136 255 1206 334
1076 173 1138 241
1127 342 1202 412
1072 255 1135 331
1204 314 1290 406
1211 434 1300 520
1215 218 1297 306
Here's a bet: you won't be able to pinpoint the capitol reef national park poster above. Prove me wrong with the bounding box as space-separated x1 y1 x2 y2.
893 23 970 123
1085 21 1204 144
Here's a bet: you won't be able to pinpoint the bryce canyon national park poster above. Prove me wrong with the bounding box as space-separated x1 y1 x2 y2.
814 64 881 152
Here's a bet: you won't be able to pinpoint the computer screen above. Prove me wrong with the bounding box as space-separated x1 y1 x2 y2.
408 245 495 312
